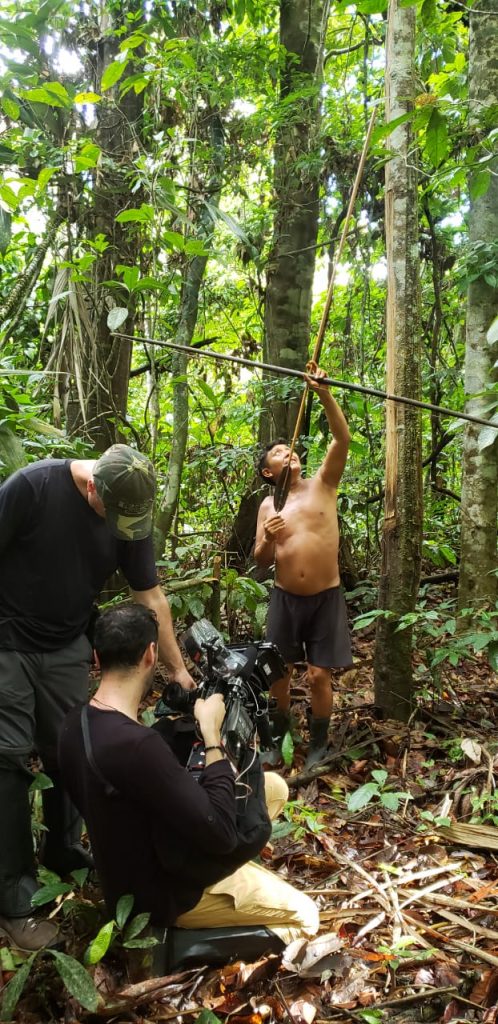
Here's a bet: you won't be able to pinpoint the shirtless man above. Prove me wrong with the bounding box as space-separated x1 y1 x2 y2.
254 364 352 768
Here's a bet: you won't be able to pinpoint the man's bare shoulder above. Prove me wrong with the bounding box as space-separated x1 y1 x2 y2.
259 494 274 512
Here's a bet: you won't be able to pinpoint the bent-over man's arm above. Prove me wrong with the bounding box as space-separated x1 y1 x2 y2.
131 585 195 689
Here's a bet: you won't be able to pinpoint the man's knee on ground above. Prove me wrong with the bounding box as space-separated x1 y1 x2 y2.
264 772 288 820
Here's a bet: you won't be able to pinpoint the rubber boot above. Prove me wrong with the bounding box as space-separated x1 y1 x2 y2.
304 716 330 770
156 925 285 972
39 771 93 876
260 709 290 767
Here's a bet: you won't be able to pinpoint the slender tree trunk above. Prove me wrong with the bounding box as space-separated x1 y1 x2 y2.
154 111 225 555
373 0 422 722
458 0 498 613
262 0 331 442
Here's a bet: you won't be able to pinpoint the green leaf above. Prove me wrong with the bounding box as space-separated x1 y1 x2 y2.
85 920 115 964
123 935 158 948
380 791 400 811
43 81 70 105
0 185 18 210
24 87 65 107
101 59 128 91
347 782 379 812
74 91 101 104
470 169 491 201
49 950 100 1012
421 0 436 25
487 318 498 348
116 893 134 929
123 912 151 942
31 881 72 907
37 167 57 191
281 730 294 767
489 642 498 672
29 770 53 792
424 108 449 168
0 953 37 1021
197 1010 223 1024
1 96 20 119
163 229 185 250
478 424 498 453
116 204 154 224
372 769 388 787
107 307 129 331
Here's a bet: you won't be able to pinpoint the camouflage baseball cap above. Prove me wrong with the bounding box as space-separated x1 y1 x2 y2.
93 444 156 541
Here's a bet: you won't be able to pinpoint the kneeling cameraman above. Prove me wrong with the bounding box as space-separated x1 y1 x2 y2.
58 604 318 945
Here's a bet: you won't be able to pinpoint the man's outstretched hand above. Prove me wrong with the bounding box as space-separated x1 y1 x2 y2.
305 359 330 395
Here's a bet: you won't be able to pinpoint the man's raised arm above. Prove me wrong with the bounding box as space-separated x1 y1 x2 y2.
306 362 350 488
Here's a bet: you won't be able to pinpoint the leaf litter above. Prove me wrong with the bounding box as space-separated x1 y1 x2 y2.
3 645 498 1022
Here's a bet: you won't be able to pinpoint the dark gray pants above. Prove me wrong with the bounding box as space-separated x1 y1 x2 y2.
0 635 92 916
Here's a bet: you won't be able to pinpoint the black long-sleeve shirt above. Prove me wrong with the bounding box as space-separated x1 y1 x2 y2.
59 705 239 924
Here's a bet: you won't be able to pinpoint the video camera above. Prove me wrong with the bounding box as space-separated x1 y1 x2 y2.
155 619 286 769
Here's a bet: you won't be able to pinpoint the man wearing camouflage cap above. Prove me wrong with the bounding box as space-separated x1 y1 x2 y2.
0 444 194 951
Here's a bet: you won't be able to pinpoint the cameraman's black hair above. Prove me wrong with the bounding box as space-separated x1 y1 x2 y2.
257 438 288 485
94 604 158 673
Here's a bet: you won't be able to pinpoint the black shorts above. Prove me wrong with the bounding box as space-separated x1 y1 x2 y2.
266 586 352 669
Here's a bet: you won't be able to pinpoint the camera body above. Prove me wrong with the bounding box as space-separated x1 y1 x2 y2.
155 618 286 768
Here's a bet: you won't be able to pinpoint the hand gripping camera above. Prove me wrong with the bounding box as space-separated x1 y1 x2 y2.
155 619 286 769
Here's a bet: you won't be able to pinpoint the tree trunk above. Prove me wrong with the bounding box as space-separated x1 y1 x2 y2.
458 0 498 614
373 0 422 722
66 13 143 450
262 0 330 442
154 111 225 556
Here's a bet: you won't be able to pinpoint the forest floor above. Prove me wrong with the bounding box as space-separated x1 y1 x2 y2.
2 631 498 1023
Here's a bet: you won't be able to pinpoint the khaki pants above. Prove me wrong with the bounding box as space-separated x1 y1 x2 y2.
176 772 319 945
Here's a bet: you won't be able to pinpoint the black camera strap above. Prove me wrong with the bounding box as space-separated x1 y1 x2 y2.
80 705 118 798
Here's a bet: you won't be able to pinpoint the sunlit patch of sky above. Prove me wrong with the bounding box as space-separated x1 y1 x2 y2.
232 98 257 117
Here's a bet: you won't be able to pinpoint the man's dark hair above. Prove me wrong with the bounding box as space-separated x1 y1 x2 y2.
257 438 288 485
94 604 159 672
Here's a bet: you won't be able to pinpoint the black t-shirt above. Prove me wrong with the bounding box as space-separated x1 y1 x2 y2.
0 459 158 651
59 705 239 925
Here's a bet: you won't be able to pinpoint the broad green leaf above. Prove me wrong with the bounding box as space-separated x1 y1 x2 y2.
85 920 115 964
50 950 100 1012
372 111 414 144
37 167 57 191
421 0 436 25
347 782 378 812
29 770 53 792
487 317 498 347
281 730 294 767
380 792 400 811
164 229 185 250
196 379 217 405
116 893 134 928
197 1010 223 1024
470 169 491 201
24 87 65 107
43 81 70 105
107 307 129 331
0 185 18 210
478 425 498 453
0 953 36 1021
424 108 449 168
1 96 20 119
123 912 151 941
116 204 154 224
31 880 72 907
372 769 388 787
120 32 148 50
74 91 101 104
101 59 128 91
